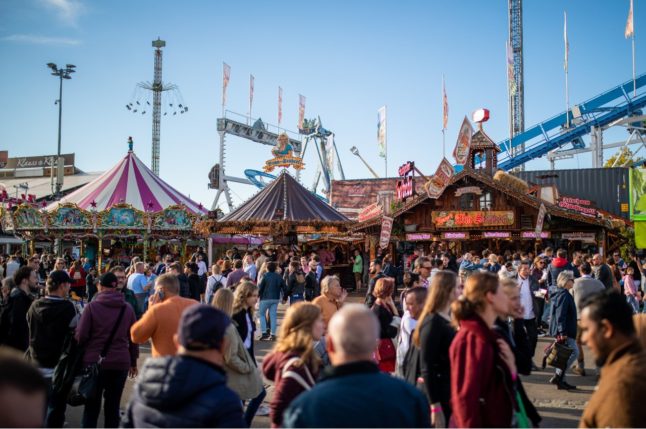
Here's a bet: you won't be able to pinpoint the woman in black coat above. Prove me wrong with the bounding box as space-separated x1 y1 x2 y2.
371 278 400 373
412 270 458 428
232 281 259 360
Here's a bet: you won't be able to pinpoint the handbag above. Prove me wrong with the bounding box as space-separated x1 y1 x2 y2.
67 305 126 406
514 390 531 428
376 338 396 362
545 340 574 372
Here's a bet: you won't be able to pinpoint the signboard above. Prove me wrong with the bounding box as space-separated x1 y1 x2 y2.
455 186 483 197
557 196 597 217
357 203 382 223
441 232 470 240
379 216 393 249
4 153 75 169
629 167 646 220
396 161 415 201
535 203 547 235
432 211 514 229
452 116 474 166
405 233 432 241
521 231 551 239
263 133 305 172
561 232 597 243
425 158 454 199
483 231 511 239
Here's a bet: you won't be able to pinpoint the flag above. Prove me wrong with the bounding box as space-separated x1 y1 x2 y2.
298 94 306 129
222 62 231 108
442 76 448 130
626 0 634 38
278 86 283 125
507 41 517 96
564 11 569 72
453 116 474 166
377 106 387 158
249 74 254 116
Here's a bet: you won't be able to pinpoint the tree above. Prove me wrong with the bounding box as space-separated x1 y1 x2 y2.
605 146 644 167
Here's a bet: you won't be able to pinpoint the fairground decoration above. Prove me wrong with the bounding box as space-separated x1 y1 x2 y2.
535 203 547 235
453 116 474 166
102 204 145 229
153 206 194 230
358 202 383 223
455 186 483 197
13 205 45 230
396 161 415 201
51 204 91 229
557 196 597 217
379 216 393 249
432 210 514 229
425 158 454 199
263 133 305 173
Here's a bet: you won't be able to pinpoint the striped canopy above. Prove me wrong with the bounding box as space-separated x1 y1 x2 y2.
47 149 206 214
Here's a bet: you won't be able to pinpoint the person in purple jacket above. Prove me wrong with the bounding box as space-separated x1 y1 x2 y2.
75 272 139 428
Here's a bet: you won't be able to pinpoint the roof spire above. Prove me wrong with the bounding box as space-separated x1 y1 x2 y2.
128 136 134 152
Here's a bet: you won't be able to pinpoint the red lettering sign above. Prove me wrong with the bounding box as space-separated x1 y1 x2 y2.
396 176 414 201
398 161 415 177
432 211 515 229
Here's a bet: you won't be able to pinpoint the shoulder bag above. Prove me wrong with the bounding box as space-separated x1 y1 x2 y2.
67 305 126 406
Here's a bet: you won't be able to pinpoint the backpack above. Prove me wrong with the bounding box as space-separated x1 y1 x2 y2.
210 275 224 293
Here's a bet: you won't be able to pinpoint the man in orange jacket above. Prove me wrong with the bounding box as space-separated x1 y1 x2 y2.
131 273 198 357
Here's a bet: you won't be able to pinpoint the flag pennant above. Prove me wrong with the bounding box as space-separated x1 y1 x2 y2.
298 94 306 129
222 62 231 108
442 77 449 130
625 0 634 38
377 106 387 158
564 11 569 72
507 42 517 96
249 74 254 116
278 86 283 125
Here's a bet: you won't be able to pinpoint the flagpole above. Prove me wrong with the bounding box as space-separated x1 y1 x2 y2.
442 74 446 158
564 11 570 129
385 105 388 178
633 33 637 96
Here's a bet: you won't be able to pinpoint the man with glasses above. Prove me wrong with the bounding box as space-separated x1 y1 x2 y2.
416 257 432 289
364 259 386 308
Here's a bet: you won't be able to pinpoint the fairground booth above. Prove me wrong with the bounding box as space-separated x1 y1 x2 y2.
352 120 625 268
4 139 207 270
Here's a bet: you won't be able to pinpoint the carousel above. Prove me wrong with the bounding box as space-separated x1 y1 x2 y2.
4 138 207 270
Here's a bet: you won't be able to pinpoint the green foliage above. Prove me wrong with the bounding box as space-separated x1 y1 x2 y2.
605 146 643 167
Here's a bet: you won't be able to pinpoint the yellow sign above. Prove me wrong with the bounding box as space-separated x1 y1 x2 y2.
263 133 305 173
621 203 629 212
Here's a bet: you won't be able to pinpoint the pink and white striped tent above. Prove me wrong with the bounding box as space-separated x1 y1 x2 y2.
46 149 207 214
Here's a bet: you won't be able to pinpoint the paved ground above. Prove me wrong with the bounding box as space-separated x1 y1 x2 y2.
65 293 594 428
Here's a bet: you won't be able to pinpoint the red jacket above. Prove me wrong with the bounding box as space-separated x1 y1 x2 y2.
449 314 515 428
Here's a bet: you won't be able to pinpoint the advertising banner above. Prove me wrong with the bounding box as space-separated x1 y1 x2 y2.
379 216 393 249
453 116 473 166
432 211 514 229
425 158 454 199
630 167 646 220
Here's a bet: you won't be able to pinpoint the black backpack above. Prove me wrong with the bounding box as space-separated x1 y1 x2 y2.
210 275 224 293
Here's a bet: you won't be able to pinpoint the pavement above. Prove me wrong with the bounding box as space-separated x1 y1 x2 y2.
64 292 594 428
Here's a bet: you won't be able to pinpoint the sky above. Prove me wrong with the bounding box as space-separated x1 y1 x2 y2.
0 0 642 212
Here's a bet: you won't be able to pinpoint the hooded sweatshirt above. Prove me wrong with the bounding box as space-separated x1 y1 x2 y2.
122 355 245 428
548 257 578 287
27 296 77 369
75 289 138 370
262 351 318 428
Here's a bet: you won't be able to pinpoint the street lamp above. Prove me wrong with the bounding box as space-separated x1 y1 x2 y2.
47 62 76 198
349 146 380 179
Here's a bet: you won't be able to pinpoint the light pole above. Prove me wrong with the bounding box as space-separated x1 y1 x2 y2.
47 62 76 198
350 146 380 179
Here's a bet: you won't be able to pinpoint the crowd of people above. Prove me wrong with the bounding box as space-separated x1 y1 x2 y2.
0 244 646 428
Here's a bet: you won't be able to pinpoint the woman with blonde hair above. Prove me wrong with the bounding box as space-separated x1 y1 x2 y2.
262 302 324 428
371 277 400 372
213 288 265 427
449 271 516 428
232 281 259 359
412 271 459 427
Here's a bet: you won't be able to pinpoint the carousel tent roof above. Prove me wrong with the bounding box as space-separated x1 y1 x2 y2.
221 171 348 223
46 148 206 214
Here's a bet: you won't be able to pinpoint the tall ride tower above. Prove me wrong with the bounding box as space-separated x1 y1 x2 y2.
508 0 525 169
151 38 165 176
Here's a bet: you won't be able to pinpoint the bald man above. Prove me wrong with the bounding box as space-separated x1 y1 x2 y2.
283 304 430 428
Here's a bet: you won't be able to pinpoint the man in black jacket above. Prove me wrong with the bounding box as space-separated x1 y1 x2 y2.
27 270 78 427
0 266 36 352
122 305 245 428
365 259 385 308
592 254 614 290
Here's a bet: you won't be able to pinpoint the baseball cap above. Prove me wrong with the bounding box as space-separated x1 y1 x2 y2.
48 270 72 286
177 304 230 351
99 272 119 288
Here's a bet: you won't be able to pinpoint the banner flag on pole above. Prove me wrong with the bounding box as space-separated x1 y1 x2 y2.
626 0 634 38
442 77 449 130
377 106 387 158
222 62 231 109
379 216 393 249
506 41 517 96
452 116 474 166
278 86 283 125
298 94 306 129
249 74 254 118
564 12 569 72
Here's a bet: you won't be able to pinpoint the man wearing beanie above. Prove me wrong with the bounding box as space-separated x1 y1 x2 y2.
122 304 245 428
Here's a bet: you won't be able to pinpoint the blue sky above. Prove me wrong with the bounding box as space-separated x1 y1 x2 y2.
0 0 641 211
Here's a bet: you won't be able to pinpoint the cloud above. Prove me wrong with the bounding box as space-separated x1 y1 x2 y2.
0 34 81 46
40 0 85 26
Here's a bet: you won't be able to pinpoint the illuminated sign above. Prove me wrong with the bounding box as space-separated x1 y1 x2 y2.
557 196 597 217
396 161 415 201
441 232 470 240
406 233 432 241
432 211 514 229
358 203 382 223
483 231 511 238
263 133 305 173
521 231 551 239
398 161 415 177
